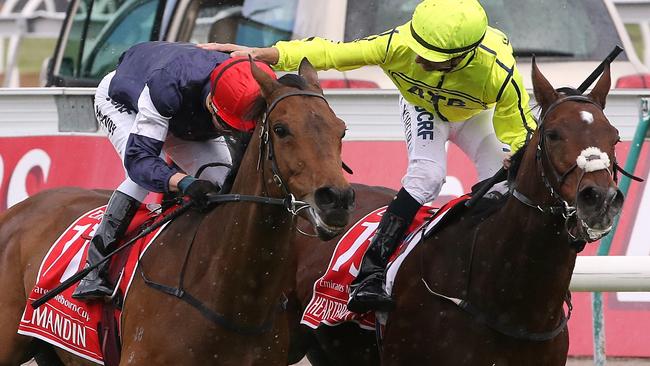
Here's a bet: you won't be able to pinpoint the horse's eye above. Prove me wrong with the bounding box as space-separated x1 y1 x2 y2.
273 124 290 138
545 130 561 141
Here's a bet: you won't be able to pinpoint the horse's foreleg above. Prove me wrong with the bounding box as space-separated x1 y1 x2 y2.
0 242 36 365
0 334 33 366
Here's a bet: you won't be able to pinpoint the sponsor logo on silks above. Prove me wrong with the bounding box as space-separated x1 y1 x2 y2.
414 106 434 140
390 72 489 112
95 105 117 136
108 98 132 115
402 103 414 149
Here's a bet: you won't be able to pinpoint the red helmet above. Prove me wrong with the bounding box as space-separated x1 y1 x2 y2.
209 57 276 132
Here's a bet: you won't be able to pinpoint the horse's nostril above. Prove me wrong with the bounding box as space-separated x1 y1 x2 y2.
606 187 619 205
578 186 605 208
314 187 337 208
344 187 355 209
314 186 355 211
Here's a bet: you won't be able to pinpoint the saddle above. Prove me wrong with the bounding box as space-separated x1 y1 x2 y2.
18 202 180 366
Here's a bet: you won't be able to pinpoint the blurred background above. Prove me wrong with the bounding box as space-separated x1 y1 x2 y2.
0 0 648 88
2 1 650 365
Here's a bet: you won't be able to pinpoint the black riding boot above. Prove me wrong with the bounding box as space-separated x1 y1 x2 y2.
347 212 408 313
72 191 140 300
347 188 421 313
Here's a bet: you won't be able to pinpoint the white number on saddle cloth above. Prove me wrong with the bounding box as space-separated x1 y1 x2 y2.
61 223 99 283
40 222 99 283
332 221 381 277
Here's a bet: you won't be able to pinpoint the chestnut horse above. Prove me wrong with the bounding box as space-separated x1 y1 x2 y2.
0 59 354 366
287 62 623 365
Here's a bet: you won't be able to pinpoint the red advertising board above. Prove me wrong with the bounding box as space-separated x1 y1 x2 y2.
1 135 648 356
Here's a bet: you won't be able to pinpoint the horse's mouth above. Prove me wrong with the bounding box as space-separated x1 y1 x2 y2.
307 207 347 240
571 186 624 242
568 217 613 242
569 207 620 243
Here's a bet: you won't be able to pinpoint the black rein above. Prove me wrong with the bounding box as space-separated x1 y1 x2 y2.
141 89 330 336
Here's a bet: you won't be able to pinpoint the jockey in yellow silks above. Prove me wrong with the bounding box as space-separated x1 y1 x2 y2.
200 0 536 313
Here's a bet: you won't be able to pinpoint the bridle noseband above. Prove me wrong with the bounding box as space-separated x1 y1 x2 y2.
142 89 336 337
258 89 328 206
512 95 622 244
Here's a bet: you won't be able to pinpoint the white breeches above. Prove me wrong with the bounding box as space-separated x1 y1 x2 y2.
94 71 232 201
399 96 507 204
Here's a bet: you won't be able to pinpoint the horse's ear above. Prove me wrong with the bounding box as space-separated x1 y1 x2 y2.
588 64 611 109
298 58 322 91
531 56 558 109
249 56 278 98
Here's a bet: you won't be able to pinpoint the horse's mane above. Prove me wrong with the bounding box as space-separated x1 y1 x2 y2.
506 140 528 186
244 74 310 122
555 87 581 96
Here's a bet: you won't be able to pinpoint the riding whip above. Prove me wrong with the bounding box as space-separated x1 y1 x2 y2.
31 200 195 309
577 45 623 93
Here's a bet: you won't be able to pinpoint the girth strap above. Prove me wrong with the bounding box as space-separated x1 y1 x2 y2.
421 277 573 342
139 192 303 336
456 295 571 342
139 204 288 336
141 274 286 336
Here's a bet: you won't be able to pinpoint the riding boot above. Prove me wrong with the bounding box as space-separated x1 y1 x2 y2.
72 191 140 300
347 188 421 313
347 212 409 313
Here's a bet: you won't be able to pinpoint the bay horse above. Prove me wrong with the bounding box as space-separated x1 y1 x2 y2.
287 61 624 365
0 59 354 366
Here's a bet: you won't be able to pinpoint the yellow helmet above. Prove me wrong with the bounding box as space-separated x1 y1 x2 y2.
401 0 488 62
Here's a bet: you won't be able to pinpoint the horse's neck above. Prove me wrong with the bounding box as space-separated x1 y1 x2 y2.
192 132 293 325
476 154 576 327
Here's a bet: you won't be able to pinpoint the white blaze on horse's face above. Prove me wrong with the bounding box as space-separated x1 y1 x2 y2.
579 111 594 124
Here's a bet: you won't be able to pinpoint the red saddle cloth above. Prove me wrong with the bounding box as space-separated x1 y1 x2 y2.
17 204 171 365
301 195 469 330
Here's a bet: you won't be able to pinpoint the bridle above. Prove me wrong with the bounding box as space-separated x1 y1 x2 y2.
257 89 328 208
511 95 639 244
259 89 353 237
418 95 633 342
141 88 335 336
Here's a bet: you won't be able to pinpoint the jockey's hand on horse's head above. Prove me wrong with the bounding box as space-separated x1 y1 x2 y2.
503 152 513 169
196 43 280 65
178 176 219 210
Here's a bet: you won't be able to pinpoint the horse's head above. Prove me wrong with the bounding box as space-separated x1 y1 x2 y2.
247 58 354 240
526 59 624 242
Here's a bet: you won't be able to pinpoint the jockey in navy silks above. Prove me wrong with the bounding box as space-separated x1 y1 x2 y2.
73 42 277 300
199 0 536 313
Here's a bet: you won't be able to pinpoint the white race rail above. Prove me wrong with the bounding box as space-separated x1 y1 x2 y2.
571 256 650 291
2 88 650 139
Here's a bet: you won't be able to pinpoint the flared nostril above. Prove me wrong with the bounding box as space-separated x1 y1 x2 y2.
314 187 337 209
314 186 356 211
605 187 619 205
344 187 355 209
578 186 605 208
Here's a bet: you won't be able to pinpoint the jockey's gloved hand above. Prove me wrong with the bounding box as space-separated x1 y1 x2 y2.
178 176 219 209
